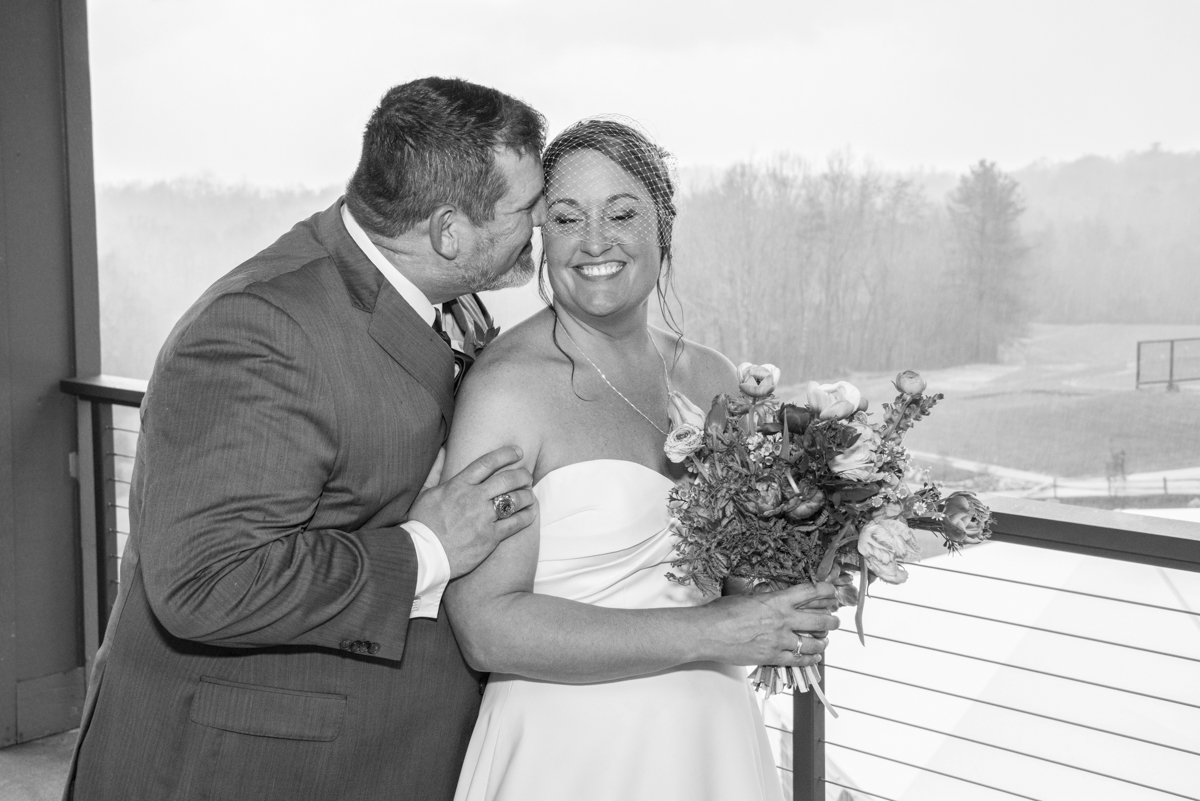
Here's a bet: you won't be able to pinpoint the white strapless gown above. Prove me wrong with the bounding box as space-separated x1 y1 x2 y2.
453 459 784 801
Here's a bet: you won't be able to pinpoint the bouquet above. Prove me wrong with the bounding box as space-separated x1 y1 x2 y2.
663 364 992 704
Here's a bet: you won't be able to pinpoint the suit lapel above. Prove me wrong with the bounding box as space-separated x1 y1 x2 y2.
369 286 455 428
316 201 455 430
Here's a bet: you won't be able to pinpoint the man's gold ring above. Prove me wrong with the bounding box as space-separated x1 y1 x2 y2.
793 634 805 658
492 493 517 521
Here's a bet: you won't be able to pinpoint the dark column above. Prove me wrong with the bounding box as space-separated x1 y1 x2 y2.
0 0 100 746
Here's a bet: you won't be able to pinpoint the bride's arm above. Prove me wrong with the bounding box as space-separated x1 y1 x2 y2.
441 351 839 683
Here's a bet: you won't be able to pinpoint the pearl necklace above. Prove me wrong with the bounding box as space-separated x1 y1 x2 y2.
560 325 673 436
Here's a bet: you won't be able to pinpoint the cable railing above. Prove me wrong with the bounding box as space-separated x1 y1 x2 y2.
776 501 1200 801
61 375 145 660
62 376 1200 801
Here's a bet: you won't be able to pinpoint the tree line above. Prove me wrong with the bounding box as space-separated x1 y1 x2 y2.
666 157 1028 380
665 148 1200 381
96 149 1200 380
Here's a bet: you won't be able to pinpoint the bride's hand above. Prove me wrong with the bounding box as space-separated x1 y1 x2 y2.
700 582 840 668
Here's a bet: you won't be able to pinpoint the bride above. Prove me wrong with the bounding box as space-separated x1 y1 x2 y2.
443 119 837 801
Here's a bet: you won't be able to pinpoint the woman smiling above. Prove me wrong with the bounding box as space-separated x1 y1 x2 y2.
443 118 838 801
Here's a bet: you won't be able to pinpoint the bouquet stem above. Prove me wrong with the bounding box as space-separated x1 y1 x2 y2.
749 663 838 718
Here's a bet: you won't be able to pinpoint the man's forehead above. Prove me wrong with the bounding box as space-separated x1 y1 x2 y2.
495 148 544 206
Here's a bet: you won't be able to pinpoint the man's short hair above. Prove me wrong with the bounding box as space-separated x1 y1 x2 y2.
346 77 546 238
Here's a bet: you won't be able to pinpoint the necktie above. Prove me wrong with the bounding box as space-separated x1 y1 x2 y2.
434 295 497 394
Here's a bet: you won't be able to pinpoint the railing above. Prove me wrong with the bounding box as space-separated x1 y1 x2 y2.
783 497 1200 801
61 375 146 662
1137 337 1200 390
62 376 1200 801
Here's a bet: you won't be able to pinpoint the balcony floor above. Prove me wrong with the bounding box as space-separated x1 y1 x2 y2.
0 730 74 801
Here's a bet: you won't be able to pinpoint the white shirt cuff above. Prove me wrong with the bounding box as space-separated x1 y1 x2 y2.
404 520 451 619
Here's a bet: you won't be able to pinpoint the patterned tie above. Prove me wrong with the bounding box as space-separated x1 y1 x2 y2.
434 294 498 395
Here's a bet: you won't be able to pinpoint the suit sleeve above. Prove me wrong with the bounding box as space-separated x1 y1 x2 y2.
137 291 418 660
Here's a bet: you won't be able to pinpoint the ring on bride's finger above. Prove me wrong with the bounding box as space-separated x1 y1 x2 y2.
793 634 805 658
492 493 517 521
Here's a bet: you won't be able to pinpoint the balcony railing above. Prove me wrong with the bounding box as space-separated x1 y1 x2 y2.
62 375 1200 801
61 375 145 667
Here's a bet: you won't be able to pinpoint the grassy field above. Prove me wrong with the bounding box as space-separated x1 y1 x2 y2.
778 323 1200 478
895 389 1200 477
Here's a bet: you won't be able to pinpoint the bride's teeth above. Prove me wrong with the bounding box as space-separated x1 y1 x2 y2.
577 261 623 277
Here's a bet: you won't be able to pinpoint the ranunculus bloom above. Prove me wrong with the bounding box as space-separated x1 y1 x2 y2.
894 370 927 395
736 363 780 398
783 480 825 521
943 491 989 545
743 480 782 514
667 390 705 430
663 423 704 463
806 380 863 421
829 421 881 481
858 518 920 584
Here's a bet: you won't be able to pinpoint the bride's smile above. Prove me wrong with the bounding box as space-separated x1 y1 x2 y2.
573 259 626 279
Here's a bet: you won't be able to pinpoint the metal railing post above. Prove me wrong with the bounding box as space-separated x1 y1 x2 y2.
793 664 826 801
76 399 100 672
91 401 118 641
1168 339 1177 391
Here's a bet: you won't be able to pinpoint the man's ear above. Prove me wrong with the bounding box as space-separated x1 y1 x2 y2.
428 204 461 260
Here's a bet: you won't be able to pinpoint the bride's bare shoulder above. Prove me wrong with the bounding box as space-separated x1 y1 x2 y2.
445 308 561 473
453 309 569 422
651 327 739 400
468 308 561 380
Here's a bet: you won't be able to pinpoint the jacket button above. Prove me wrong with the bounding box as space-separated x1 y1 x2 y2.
340 640 353 651
368 642 380 655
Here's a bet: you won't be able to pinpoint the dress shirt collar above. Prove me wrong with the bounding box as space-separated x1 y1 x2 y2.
340 201 438 327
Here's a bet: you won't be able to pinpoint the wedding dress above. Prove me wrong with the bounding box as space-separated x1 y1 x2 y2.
453 459 785 801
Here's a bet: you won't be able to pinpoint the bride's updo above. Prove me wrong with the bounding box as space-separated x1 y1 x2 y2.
541 117 678 265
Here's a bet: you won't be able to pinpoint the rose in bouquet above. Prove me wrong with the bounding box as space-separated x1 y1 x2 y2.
665 364 992 702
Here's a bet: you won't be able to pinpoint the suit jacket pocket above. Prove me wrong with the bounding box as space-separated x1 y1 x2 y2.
189 677 346 741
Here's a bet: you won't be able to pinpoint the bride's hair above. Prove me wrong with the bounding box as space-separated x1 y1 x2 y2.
538 117 685 361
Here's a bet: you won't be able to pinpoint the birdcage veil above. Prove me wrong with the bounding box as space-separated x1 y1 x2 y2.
540 115 678 254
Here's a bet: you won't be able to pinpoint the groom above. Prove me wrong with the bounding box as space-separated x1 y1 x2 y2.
65 78 546 800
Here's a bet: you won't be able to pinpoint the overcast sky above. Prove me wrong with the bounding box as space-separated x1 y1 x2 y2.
87 0 1200 189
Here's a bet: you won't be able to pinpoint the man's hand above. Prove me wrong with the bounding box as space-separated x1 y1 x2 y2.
407 446 535 578
698 582 841 668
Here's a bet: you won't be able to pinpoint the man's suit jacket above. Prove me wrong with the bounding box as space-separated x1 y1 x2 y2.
66 201 482 800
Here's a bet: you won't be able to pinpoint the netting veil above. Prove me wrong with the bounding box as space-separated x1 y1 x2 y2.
541 116 677 250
